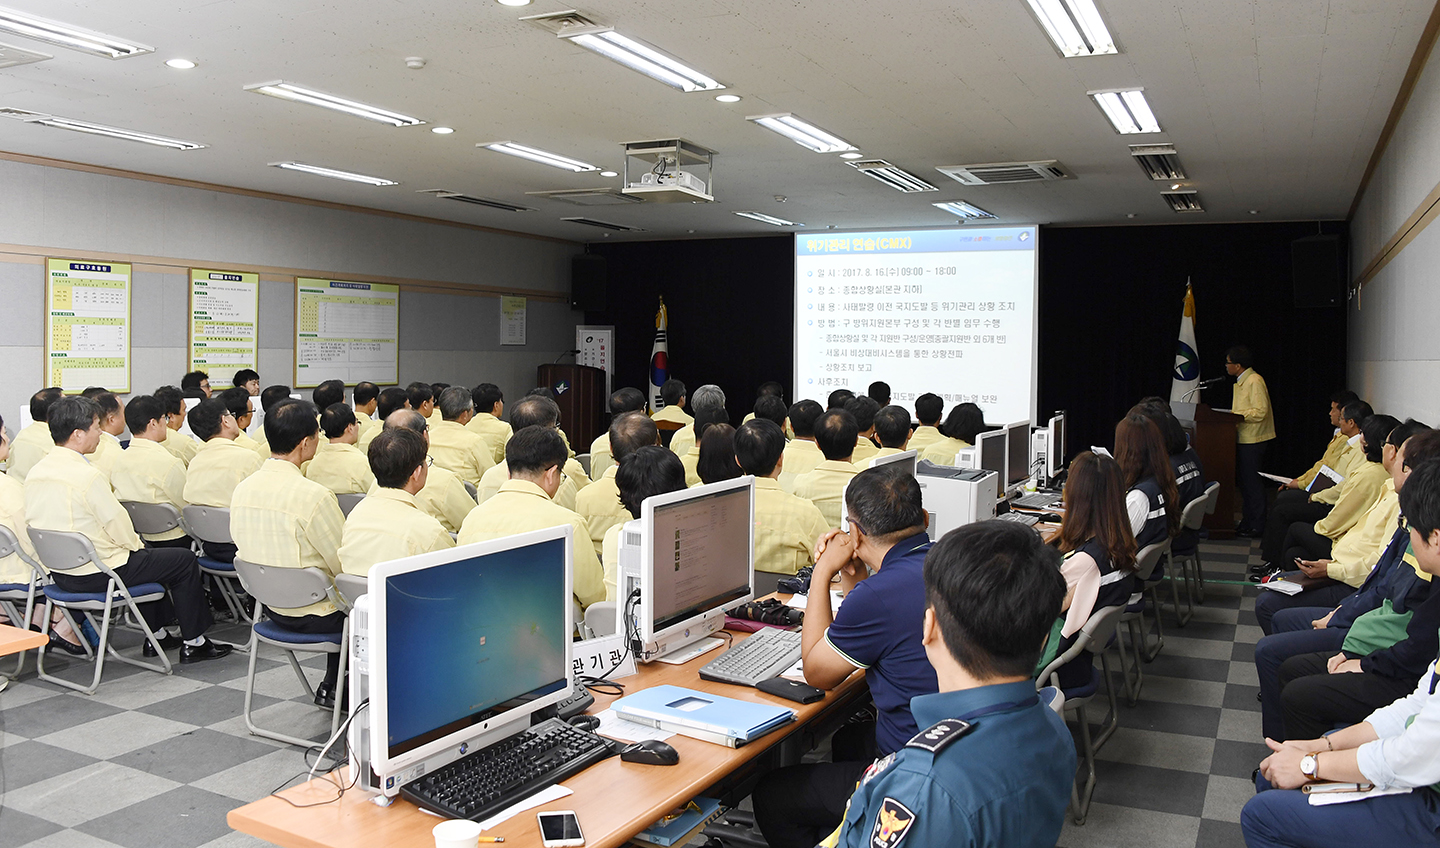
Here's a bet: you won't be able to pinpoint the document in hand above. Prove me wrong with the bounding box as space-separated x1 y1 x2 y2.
1307 465 1343 494
611 684 796 748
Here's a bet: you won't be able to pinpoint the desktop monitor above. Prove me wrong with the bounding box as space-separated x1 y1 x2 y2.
617 476 755 664
1005 420 1032 487
976 429 1007 484
363 525 575 796
1046 413 1066 480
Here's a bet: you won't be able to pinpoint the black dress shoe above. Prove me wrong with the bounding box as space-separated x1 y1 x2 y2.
313 681 349 710
141 633 184 657
179 639 234 664
47 633 88 656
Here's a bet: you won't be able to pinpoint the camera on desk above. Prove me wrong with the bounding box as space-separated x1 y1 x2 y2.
728 599 803 627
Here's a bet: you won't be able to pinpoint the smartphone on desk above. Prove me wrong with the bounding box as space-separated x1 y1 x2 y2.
538 811 585 847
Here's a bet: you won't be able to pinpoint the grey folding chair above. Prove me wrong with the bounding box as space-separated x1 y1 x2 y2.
462 480 478 502
27 527 173 695
1037 603 1125 826
333 573 367 608
0 524 47 678
182 505 251 624
233 557 349 747
575 453 592 478
1115 541 1170 705
336 493 365 517
1164 484 1220 624
582 601 617 638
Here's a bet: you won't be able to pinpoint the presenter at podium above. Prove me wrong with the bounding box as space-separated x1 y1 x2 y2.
1226 345 1275 537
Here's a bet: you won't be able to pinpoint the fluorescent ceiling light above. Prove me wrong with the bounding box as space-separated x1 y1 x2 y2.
480 141 599 172
269 161 397 186
839 152 864 160
497 0 532 5
244 81 425 127
1089 88 1161 134
0 107 204 149
0 7 152 58
565 30 723 92
165 58 196 70
1025 0 1117 57
715 94 741 103
932 200 996 219
848 159 937 193
599 170 618 177
747 113 857 153
431 126 454 134
735 211 802 227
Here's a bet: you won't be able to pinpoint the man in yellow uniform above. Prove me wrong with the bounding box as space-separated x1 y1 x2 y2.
219 387 262 454
182 370 212 398
305 403 376 494
1226 345 1276 537
1260 398 1370 566
233 368 261 397
779 400 826 490
25 396 230 663
736 419 830 596
671 384 725 458
428 387 495 487
792 410 862 529
408 382 438 426
856 406 912 469
577 412 657 558
475 396 587 509
339 428 453 577
652 378 692 452
8 387 63 482
155 386 201 468
184 398 264 562
905 393 945 455
351 381 381 448
919 402 987 467
1280 391 1361 494
111 395 190 548
589 387 647 481
383 410 477 534
248 385 295 460
360 387 410 454
231 399 347 707
844 397 881 466
459 427 605 610
465 383 513 466
82 390 125 484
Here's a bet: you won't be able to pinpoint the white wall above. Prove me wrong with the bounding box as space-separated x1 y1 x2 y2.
1349 39 1440 424
0 157 583 432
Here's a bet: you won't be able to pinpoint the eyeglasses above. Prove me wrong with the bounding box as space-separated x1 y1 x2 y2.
425 456 434 467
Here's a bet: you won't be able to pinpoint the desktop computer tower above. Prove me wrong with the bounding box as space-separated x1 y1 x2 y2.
348 594 383 796
917 464 998 538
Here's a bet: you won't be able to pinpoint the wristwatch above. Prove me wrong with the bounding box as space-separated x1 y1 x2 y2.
1300 753 1320 780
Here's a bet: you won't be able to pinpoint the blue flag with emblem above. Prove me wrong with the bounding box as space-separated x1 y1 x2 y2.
1170 280 1199 403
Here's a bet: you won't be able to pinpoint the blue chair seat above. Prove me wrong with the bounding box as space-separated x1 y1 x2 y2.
254 619 342 645
197 557 235 572
1061 666 1101 702
43 582 166 604
0 582 33 595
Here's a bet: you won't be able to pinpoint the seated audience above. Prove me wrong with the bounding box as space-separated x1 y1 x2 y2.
384 410 477 534
651 378 691 448
250 385 297 459
671 384 725 458
110 395 190 548
906 392 945 454
577 411 658 558
233 368 261 396
779 399 826 488
219 387 261 452
753 466 937 848
857 404 912 469
734 419 828 596
466 383 512 465
587 387 645 479
474 396 588 508
1115 412 1181 551
424 387 494 486
183 398 263 517
680 407 727 487
407 381 437 423
822 520 1076 848
827 388 855 409
742 381 786 426
697 423 741 485
601 446 689 600
351 381 381 447
751 394 788 430
181 370 212 398
8 387 63 482
338 428 453 576
1133 398 1206 549
1260 398 1371 566
154 385 200 467
919 402 985 466
305 403 376 495
81 389 124 483
844 395 881 465
866 380 890 406
792 409 861 528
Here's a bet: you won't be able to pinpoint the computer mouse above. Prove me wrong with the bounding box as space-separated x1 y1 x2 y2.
1038 513 1063 523
620 740 680 766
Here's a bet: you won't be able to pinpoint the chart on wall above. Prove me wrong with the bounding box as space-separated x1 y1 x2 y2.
45 258 131 393
294 278 399 387
189 269 259 388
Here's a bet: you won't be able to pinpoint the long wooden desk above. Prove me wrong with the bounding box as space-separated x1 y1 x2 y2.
0 623 48 656
228 625 869 848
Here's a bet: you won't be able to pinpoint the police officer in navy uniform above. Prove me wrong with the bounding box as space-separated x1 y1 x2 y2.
821 520 1077 848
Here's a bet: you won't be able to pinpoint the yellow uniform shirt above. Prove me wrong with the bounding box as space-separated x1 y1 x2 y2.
791 460 860 529
428 420 496 487
465 413 513 465
354 412 381 447
231 460 345 616
1326 480 1400 587
753 477 829 575
427 408 443 428
778 439 825 490
1232 368 1276 444
89 432 123 484
905 425 944 455
575 466 627 559
183 438 264 508
250 433 271 461
457 479 604 608
162 427 200 467
8 421 54 482
0 472 38 584
680 445 702 488
854 447 904 470
652 405 692 426
233 431 261 454
1311 438 1362 506
305 441 376 495
588 432 613 482
110 438 189 542
1294 431 1347 490
476 459 584 511
338 487 453 576
669 424 697 459
415 461 476 534
654 406 692 456
24 447 141 574
920 437 970 466
1314 458 1390 542
851 437 879 465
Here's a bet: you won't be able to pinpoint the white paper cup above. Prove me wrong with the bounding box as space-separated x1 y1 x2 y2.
433 818 483 848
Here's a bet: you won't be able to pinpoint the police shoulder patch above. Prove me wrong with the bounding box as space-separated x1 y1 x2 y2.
869 797 916 848
905 718 973 753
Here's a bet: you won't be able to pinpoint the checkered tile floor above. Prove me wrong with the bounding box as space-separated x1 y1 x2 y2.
0 538 1266 848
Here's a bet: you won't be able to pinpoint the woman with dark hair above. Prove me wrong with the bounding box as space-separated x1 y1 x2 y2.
919 402 986 466
1114 413 1181 552
697 424 742 485
1042 451 1139 688
1132 399 1207 550
601 446 688 600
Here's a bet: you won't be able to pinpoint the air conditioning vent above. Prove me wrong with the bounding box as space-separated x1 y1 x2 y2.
0 42 52 70
935 160 1073 186
417 189 533 212
1162 190 1203 213
561 217 647 232
527 188 644 206
848 159 937 193
1129 144 1186 181
520 9 609 37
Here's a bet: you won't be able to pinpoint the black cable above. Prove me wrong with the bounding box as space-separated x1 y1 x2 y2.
578 589 642 695
270 700 369 809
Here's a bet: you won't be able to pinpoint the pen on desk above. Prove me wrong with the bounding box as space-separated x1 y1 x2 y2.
477 838 505 843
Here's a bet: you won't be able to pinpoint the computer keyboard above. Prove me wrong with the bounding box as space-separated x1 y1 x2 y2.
1012 491 1063 510
699 626 803 687
400 717 611 821
997 511 1040 527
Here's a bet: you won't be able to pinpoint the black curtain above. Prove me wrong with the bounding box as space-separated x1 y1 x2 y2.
586 221 1349 475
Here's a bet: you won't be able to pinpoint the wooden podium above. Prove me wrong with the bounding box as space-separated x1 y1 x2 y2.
538 363 605 449
1172 402 1243 540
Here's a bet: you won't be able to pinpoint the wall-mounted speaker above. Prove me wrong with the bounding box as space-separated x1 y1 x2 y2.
571 254 607 312
1291 234 1345 309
